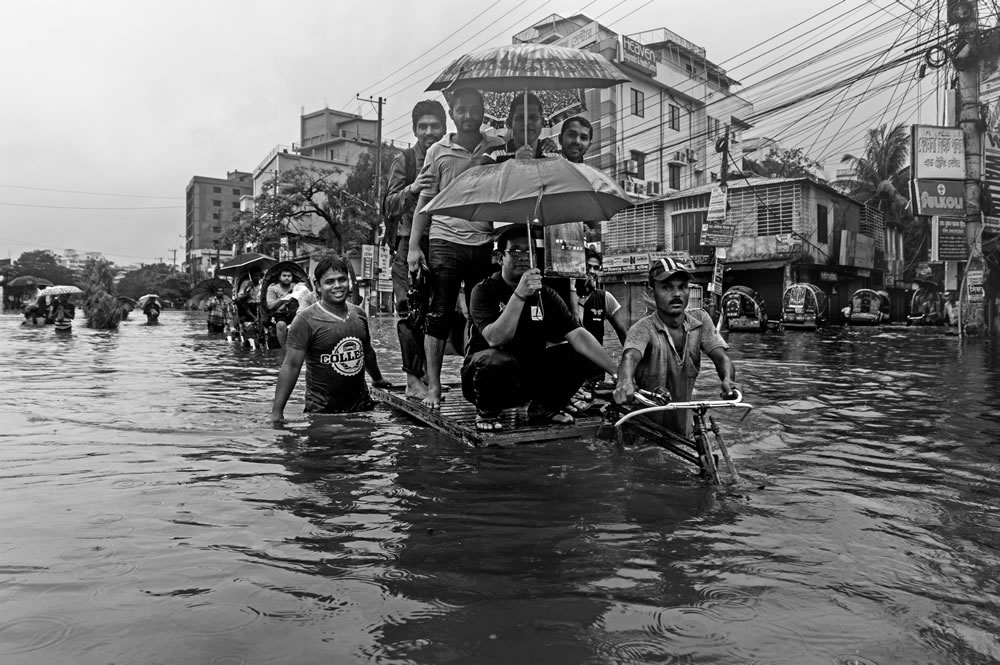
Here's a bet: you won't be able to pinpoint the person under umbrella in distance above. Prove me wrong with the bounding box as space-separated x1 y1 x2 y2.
613 258 739 437
462 225 617 432
204 288 228 334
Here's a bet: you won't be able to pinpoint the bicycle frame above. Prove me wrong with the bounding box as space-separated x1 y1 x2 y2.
611 390 752 484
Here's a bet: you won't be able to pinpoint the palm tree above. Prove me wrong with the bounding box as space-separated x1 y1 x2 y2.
841 123 926 272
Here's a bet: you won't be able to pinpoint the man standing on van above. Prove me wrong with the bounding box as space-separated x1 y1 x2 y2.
408 88 505 409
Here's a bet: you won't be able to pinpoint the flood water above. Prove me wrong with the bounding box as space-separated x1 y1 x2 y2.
1 311 999 664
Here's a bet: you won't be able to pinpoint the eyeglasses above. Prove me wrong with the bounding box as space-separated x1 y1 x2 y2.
586 263 602 271
504 248 534 257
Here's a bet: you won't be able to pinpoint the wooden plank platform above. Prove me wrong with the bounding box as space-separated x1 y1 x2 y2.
371 384 608 447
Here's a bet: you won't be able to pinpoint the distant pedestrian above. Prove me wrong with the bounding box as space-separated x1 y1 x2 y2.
204 288 228 334
407 88 505 409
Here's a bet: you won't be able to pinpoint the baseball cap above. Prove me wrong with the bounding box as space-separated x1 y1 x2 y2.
649 257 693 283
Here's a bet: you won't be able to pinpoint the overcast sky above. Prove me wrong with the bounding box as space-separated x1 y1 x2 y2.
0 0 936 266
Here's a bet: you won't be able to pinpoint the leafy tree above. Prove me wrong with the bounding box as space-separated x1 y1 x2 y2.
80 258 122 330
743 147 823 180
220 163 379 255
12 249 78 286
840 123 925 270
117 263 191 304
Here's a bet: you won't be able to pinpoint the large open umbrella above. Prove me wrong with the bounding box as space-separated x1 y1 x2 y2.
217 252 276 276
189 277 232 308
7 275 54 288
137 294 161 310
426 43 628 149
42 285 83 297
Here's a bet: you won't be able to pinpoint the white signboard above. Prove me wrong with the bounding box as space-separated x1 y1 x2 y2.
603 253 650 274
912 125 965 180
361 244 375 280
706 185 728 223
554 21 599 49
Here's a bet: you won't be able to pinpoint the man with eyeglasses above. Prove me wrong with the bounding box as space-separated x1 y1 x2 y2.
462 225 617 432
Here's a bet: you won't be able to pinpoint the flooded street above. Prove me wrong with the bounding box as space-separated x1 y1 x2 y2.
1 311 999 664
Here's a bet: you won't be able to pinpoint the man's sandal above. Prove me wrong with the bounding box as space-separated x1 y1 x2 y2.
527 404 575 426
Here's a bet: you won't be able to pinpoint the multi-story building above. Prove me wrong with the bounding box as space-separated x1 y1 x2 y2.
602 177 891 323
512 14 753 196
184 170 251 280
57 249 104 272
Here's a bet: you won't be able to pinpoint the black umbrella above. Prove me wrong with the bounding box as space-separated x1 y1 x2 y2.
190 277 232 308
7 275 54 288
217 252 276 276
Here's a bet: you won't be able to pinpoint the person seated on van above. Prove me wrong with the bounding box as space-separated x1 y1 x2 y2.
266 268 298 345
51 294 75 326
613 258 738 437
462 225 617 432
481 92 559 164
944 291 959 326
235 270 262 324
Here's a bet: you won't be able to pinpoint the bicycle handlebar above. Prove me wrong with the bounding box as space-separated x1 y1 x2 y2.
614 389 752 429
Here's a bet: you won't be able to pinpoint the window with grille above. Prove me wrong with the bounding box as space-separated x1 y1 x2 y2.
605 202 664 252
860 205 885 250
668 164 681 190
817 204 828 243
631 88 645 117
669 104 680 130
212 200 221 207
213 187 221 194
630 150 645 180
672 211 706 252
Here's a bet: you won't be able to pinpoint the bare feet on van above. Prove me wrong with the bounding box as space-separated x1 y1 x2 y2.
405 373 428 400
421 383 443 410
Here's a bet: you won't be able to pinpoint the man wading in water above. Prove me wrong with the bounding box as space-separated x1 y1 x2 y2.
271 255 391 424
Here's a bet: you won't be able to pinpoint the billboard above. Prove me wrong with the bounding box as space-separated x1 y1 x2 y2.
554 21 599 50
621 35 657 75
931 217 969 261
913 179 966 216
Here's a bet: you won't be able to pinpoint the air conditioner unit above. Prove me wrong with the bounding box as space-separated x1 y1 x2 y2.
634 182 647 197
670 151 686 164
625 159 639 175
646 180 661 196
686 148 698 163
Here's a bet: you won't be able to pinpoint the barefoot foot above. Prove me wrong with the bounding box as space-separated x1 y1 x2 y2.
405 374 428 400
421 383 443 410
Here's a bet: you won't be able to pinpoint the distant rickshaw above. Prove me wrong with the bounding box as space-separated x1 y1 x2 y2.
219 253 276 348
907 281 944 326
846 288 889 325
259 261 310 349
721 286 767 332
781 282 828 330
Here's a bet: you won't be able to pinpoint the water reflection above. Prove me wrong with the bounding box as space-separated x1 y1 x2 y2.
1 312 999 663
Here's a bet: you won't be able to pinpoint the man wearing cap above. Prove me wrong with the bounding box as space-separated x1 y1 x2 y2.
462 225 617 431
613 257 738 436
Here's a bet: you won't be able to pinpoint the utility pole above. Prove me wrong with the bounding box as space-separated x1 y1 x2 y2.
357 94 385 315
955 0 986 333
168 248 177 270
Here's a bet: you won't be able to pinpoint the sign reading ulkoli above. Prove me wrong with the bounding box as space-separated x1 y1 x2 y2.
913 179 965 216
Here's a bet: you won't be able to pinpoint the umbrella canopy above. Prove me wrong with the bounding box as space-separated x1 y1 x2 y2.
137 294 161 309
217 252 276 276
421 157 632 226
7 275 54 288
118 296 137 306
426 43 629 93
42 285 83 297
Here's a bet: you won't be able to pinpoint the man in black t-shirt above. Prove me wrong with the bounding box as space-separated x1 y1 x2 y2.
462 226 617 431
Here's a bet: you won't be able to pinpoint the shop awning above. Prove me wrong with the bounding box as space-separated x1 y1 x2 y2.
722 259 793 271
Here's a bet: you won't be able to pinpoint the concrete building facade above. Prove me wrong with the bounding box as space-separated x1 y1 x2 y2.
184 170 252 279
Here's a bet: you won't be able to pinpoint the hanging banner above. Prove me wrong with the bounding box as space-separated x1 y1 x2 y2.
911 125 965 180
708 256 725 294
931 217 969 261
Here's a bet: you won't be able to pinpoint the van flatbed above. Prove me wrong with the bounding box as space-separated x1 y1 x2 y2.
371 384 607 447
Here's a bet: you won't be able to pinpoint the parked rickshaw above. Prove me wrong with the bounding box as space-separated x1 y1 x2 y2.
907 281 944 326
846 288 889 325
721 286 767 332
218 253 276 348
258 261 310 349
781 282 827 330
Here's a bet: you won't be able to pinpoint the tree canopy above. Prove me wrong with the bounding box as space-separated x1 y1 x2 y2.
742 147 824 180
11 250 78 286
219 146 398 257
117 263 192 304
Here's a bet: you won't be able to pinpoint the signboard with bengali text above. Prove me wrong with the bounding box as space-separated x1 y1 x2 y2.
912 125 965 180
932 217 969 261
603 252 650 275
554 21 599 49
361 244 375 280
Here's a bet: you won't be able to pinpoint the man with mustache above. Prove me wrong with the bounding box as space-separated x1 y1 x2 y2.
613 258 738 436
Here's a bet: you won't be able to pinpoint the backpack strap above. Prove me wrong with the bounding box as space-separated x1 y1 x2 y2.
404 147 416 185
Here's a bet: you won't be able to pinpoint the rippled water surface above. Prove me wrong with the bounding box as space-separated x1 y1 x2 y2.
1 311 999 664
